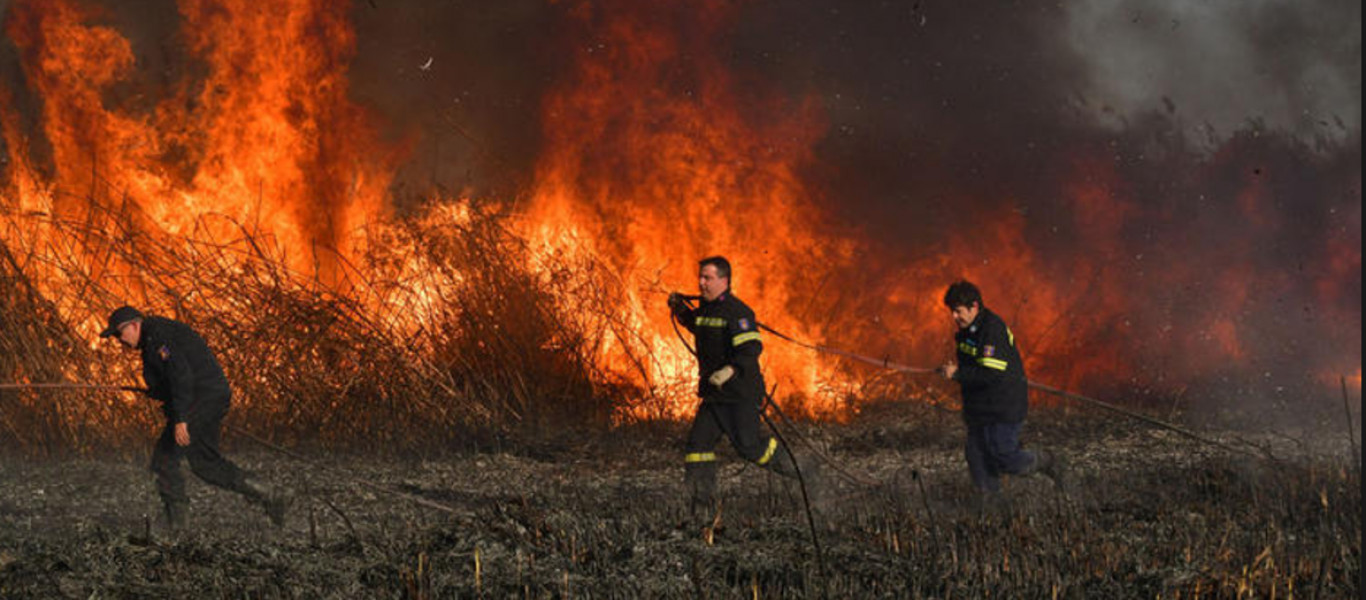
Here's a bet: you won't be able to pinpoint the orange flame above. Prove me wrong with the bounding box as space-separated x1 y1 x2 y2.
2 0 393 298
1 0 1359 424
521 0 870 418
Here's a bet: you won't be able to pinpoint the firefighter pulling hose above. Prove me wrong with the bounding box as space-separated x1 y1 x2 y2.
666 256 829 575
665 275 1271 505
665 257 827 512
753 304 1252 457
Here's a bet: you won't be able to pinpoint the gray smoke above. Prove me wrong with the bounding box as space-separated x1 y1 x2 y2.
1063 0 1361 149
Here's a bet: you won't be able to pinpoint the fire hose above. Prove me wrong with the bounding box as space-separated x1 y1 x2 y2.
665 292 1258 458
0 382 465 516
0 383 148 393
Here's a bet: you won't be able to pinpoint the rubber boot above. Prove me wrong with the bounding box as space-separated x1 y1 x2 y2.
238 478 290 527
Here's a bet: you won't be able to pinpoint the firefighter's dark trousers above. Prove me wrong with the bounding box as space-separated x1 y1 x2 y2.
683 399 793 511
965 421 1037 493
150 400 247 509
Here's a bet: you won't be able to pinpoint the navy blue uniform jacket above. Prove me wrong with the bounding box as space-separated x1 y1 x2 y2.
953 308 1028 425
139 316 231 423
672 292 765 404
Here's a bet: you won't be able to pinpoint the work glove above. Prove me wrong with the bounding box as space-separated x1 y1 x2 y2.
667 292 687 312
937 362 958 381
708 365 736 388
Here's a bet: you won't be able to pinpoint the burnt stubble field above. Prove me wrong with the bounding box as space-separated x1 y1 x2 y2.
1 402 1359 599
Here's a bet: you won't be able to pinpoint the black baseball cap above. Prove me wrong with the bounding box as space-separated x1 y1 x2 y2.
100 306 144 338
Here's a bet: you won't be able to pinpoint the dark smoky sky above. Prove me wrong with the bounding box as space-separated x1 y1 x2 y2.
346 0 559 205
339 0 1360 263
726 0 1359 245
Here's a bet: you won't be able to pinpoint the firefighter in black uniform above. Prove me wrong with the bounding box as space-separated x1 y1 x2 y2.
100 306 288 529
938 281 1063 500
668 256 817 516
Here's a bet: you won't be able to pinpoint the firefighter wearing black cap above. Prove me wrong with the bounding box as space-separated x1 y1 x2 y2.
100 306 288 530
668 256 817 516
938 281 1064 500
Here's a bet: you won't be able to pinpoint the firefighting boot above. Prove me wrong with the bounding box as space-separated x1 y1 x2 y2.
684 462 718 519
237 478 291 527
162 500 188 531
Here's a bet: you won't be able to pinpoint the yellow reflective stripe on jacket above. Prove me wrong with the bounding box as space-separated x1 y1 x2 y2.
978 357 1009 371
732 331 761 346
685 452 717 463
694 316 727 328
1007 327 1015 346
958 342 978 356
755 438 779 466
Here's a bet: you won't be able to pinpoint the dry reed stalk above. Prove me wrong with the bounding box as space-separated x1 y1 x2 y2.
2 177 678 455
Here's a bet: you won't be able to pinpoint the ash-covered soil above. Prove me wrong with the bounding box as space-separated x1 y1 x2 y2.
1 402 1360 598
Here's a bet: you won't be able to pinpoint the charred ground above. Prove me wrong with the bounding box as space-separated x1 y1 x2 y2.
1 400 1359 598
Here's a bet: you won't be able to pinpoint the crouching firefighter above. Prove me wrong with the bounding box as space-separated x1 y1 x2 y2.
668 256 820 518
100 306 289 530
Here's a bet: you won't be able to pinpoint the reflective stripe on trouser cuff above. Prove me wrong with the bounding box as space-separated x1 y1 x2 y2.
978 357 1008 371
732 331 761 346
685 452 717 463
755 438 779 465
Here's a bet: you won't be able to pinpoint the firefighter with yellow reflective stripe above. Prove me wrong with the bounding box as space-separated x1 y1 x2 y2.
939 280 1065 501
668 256 816 517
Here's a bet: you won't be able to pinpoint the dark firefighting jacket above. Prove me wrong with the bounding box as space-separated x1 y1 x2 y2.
138 316 231 423
671 292 765 404
953 307 1028 425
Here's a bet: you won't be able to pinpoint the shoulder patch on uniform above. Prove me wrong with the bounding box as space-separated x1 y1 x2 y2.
158 345 171 361
738 317 752 331
983 344 996 357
